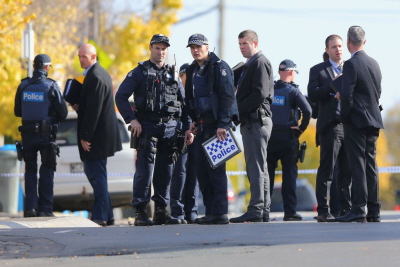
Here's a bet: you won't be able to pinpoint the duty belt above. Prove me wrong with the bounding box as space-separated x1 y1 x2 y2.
198 113 217 125
19 121 54 133
144 115 174 123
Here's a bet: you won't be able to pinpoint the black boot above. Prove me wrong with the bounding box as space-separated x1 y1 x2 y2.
25 209 37 217
134 207 153 226
153 206 181 225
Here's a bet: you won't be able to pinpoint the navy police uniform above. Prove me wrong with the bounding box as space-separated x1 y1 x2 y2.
115 35 188 225
185 34 238 224
14 54 68 217
170 63 199 223
267 79 311 218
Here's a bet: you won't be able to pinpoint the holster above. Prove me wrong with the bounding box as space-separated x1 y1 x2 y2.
41 142 59 171
16 141 23 161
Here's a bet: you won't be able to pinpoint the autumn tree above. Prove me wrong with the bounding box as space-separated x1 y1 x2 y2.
101 0 183 83
1 0 182 140
0 0 36 140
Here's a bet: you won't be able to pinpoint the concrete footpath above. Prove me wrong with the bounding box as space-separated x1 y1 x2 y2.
1 211 400 229
0 213 99 228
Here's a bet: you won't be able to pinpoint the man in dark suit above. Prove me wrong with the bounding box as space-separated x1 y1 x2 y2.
336 26 383 223
308 35 352 222
72 43 122 226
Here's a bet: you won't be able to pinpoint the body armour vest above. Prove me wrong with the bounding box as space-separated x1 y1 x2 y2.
271 82 299 129
138 61 179 116
192 67 211 118
21 78 53 121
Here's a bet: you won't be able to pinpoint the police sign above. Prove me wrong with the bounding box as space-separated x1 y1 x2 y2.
202 128 242 168
272 95 285 106
23 91 45 102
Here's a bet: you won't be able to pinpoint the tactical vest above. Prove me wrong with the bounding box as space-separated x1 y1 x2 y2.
192 69 212 118
271 83 300 129
21 78 53 121
138 61 180 117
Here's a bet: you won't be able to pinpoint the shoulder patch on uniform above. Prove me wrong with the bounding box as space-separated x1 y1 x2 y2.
220 69 227 77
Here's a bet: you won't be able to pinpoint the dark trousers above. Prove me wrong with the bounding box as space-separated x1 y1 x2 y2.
267 134 299 216
132 120 176 208
344 124 380 215
195 125 228 215
316 123 352 215
22 132 54 213
170 143 199 220
329 162 340 216
83 158 114 221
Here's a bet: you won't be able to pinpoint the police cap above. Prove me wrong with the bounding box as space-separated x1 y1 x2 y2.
186 34 208 47
279 59 298 74
34 54 52 67
179 63 190 74
150 34 170 47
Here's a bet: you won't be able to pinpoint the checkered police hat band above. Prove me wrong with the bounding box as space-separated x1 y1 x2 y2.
188 39 208 45
279 67 296 71
151 36 169 44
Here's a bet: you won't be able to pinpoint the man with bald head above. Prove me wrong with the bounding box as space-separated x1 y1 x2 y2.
74 44 122 226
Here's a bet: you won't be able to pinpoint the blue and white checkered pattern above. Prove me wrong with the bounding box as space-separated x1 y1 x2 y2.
203 132 240 167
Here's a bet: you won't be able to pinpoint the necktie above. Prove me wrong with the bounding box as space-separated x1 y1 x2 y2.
336 65 343 74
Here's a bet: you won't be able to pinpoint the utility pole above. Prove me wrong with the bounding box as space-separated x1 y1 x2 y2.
218 0 225 59
88 0 100 42
22 23 34 77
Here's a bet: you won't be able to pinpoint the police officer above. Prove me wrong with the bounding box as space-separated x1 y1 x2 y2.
170 63 199 223
267 59 311 221
184 33 239 225
14 54 68 217
115 34 192 226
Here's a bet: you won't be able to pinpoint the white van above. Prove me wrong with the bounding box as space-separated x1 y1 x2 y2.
53 111 135 211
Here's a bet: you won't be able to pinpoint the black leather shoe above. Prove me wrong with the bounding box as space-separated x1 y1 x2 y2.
153 206 181 225
317 213 336 222
134 208 153 226
263 216 270 222
25 209 37 217
366 215 381 222
186 219 195 224
196 214 229 225
340 208 351 217
107 218 115 226
92 220 107 226
283 213 302 221
336 212 366 223
229 212 262 223
38 212 55 217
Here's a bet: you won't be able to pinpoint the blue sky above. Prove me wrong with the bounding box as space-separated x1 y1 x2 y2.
168 0 400 119
118 0 400 119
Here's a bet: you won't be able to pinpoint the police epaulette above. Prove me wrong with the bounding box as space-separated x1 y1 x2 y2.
140 60 151 69
21 77 30 81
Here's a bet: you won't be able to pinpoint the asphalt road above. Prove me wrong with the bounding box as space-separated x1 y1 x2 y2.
1 212 400 266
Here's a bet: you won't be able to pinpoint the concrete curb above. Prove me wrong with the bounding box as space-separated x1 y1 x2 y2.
0 216 100 229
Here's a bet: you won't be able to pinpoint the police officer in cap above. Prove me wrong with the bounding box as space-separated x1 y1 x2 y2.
14 54 68 217
184 33 239 224
267 59 311 221
170 63 199 223
116 34 193 226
